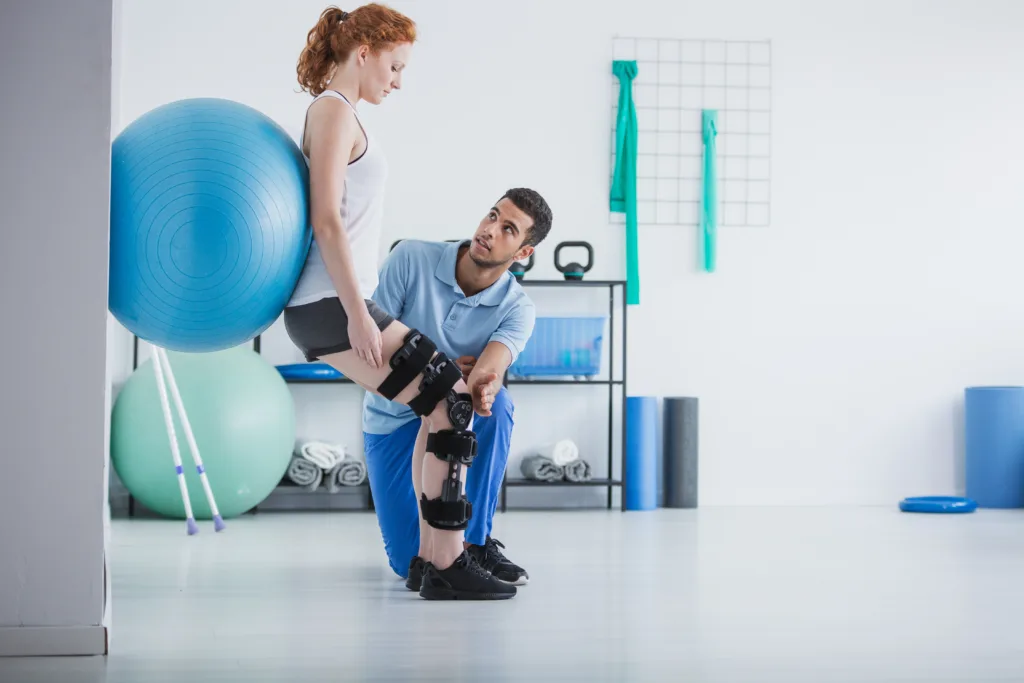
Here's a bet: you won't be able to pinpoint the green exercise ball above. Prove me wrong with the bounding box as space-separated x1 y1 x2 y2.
111 346 295 519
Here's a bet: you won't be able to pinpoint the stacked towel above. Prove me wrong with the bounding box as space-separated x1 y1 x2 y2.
520 439 594 483
325 455 367 492
563 458 593 482
283 441 367 491
285 455 322 491
536 439 580 467
520 454 564 482
298 441 345 470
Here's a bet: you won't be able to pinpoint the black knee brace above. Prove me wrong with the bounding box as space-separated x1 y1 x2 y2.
377 329 469 419
376 329 437 404
376 330 478 530
420 418 478 530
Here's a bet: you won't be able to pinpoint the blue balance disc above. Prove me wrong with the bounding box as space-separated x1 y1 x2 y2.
898 496 977 514
276 363 343 381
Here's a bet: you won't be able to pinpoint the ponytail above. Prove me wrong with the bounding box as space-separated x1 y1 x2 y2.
297 4 417 97
297 7 346 96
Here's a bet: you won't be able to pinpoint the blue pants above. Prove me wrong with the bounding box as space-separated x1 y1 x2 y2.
363 387 514 578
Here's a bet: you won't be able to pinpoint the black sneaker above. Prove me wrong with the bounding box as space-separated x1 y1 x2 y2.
405 556 425 592
419 550 517 601
467 536 530 586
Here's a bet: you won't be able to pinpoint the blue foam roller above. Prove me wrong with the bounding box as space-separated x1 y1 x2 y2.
626 396 658 511
965 386 1024 508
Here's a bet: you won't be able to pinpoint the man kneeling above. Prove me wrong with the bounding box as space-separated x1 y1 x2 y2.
362 188 553 594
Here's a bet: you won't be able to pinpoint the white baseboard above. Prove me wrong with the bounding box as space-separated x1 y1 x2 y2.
0 626 107 657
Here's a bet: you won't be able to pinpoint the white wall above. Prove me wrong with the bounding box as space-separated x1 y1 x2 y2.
113 0 1024 506
0 0 113 656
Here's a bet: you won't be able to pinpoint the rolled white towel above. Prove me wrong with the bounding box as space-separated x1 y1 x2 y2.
298 441 346 471
326 454 367 492
536 439 579 467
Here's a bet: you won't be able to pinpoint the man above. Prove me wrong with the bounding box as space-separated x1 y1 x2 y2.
362 187 553 589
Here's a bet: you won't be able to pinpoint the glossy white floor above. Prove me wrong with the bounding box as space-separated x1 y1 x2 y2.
3 507 1024 682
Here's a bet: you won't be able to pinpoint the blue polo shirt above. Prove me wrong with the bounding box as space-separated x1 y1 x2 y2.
361 239 536 434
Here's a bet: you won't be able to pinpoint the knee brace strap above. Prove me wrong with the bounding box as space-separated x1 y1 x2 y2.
420 427 478 531
407 352 462 417
377 329 436 400
420 495 472 531
426 430 478 465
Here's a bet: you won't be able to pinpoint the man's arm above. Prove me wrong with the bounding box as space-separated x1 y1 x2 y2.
464 343 509 417
466 299 536 416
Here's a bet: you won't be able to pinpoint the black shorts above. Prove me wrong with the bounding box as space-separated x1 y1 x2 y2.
284 297 395 362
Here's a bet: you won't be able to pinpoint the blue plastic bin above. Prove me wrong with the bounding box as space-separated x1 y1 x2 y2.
509 316 607 378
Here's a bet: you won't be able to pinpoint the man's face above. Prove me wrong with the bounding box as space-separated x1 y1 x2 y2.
467 198 535 269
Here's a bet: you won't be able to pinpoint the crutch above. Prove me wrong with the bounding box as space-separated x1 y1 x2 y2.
151 347 226 534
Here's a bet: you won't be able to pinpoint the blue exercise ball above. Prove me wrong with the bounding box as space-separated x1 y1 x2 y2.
109 98 311 352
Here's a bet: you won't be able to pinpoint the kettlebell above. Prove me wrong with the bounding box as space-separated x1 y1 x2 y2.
554 241 594 281
509 253 534 281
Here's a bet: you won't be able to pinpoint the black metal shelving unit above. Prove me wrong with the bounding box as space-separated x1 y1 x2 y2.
124 278 627 515
499 279 628 512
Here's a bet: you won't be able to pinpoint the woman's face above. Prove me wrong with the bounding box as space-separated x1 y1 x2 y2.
359 42 411 105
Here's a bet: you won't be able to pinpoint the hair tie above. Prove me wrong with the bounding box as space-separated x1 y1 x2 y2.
339 11 349 21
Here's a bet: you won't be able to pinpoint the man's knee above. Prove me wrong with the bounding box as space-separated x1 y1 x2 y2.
362 423 422 578
373 493 421 578
386 539 418 579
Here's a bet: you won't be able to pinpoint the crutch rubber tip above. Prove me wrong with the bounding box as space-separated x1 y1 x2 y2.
213 515 226 532
187 518 199 535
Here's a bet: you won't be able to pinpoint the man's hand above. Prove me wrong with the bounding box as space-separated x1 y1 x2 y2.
467 370 500 417
455 355 476 381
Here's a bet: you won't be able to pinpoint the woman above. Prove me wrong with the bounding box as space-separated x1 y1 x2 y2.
284 5 515 601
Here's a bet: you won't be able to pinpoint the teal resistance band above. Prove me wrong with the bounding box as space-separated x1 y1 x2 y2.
700 109 718 272
611 60 640 305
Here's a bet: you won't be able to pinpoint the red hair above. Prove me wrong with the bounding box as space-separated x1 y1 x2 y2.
297 4 417 97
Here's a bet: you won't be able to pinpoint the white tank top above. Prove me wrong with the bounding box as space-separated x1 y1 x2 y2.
288 90 388 307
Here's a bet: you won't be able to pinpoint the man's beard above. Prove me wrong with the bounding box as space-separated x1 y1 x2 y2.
468 252 513 270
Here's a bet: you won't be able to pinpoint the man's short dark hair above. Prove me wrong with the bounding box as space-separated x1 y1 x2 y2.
500 188 552 248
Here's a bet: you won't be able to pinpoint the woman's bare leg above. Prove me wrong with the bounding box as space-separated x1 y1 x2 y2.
318 320 469 570
410 418 469 567
415 410 470 568
411 420 431 561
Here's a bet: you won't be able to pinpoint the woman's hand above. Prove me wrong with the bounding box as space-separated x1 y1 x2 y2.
348 308 384 369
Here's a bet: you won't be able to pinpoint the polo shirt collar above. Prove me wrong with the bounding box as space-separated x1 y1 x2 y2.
435 239 510 307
